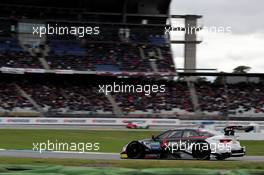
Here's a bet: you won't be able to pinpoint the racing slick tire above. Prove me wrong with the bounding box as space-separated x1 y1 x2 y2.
192 141 211 160
126 141 145 159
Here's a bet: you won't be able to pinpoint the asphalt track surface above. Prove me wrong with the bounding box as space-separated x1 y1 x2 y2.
0 150 264 161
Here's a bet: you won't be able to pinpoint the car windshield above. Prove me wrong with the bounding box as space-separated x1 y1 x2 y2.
155 131 170 139
155 130 182 139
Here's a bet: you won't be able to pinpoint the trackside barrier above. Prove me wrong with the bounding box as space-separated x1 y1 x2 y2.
1 118 264 128
0 117 180 126
238 133 264 140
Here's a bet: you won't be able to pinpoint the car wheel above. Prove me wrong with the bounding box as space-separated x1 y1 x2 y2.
126 141 145 159
192 141 211 160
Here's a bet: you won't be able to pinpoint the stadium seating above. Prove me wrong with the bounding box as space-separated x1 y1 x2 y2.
0 51 42 68
49 40 86 56
0 5 173 72
1 80 264 116
0 81 113 114
0 83 33 111
0 38 23 53
0 37 173 72
196 82 264 115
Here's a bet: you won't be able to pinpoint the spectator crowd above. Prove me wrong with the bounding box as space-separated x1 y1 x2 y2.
1 81 264 116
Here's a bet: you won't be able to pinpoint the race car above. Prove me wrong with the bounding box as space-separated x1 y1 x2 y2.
121 126 253 160
126 121 150 129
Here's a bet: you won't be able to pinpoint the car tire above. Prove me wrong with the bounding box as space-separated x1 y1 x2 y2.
192 141 211 160
126 141 145 159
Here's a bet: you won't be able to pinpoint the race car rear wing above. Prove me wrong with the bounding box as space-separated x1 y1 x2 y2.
224 126 254 136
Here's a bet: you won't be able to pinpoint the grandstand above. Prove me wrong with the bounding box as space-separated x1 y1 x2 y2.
0 73 264 119
0 0 264 120
0 0 175 73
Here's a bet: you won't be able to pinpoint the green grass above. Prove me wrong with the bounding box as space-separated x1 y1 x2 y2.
241 140 264 156
0 129 159 153
0 157 264 170
0 129 263 156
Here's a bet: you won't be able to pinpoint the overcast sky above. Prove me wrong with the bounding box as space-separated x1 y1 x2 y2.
170 0 264 73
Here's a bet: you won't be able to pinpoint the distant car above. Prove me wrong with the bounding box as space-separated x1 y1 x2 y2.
126 121 150 129
121 126 253 160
